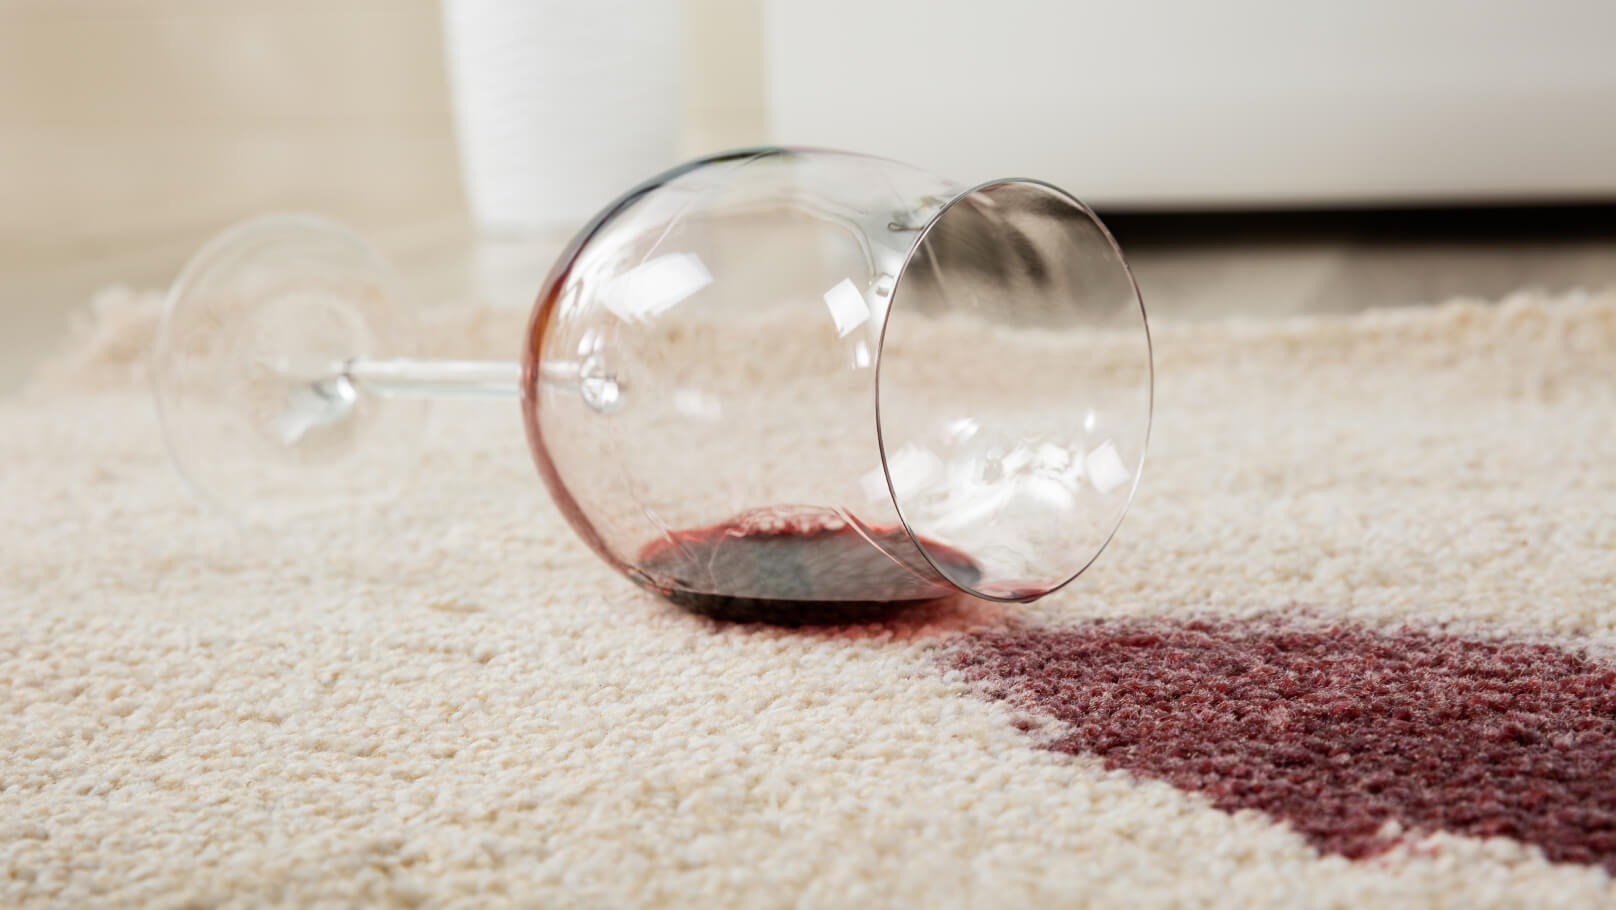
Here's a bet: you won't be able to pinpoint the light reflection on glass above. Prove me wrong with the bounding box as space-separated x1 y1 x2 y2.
945 417 979 442
853 340 872 369
863 431 1134 541
821 278 871 337
1086 440 1130 494
672 388 723 421
603 253 714 323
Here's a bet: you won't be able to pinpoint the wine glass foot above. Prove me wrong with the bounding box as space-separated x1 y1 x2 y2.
152 215 426 524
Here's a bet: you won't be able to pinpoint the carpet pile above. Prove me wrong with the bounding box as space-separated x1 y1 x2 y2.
3 287 1614 907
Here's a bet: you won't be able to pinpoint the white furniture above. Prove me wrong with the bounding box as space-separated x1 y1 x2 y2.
765 0 1616 208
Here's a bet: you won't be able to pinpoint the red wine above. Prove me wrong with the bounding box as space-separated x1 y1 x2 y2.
635 507 981 625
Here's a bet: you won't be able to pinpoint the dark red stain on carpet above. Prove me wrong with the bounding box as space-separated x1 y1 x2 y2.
949 616 1616 871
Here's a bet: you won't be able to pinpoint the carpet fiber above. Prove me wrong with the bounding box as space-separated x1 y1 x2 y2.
3 288 1615 907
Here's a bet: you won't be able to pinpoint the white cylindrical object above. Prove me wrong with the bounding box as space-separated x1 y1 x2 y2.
442 0 681 233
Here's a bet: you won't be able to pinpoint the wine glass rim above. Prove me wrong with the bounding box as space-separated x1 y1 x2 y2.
873 177 1154 603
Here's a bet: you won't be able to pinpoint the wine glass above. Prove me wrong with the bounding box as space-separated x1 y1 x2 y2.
153 147 1152 624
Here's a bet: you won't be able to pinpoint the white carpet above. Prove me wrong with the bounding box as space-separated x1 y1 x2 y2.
3 288 1615 907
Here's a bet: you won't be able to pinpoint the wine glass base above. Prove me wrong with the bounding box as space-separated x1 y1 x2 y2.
152 215 425 524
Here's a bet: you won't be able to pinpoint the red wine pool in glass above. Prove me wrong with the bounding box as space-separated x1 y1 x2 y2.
635 507 981 625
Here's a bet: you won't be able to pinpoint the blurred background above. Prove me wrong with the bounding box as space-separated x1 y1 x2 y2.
3 0 1614 391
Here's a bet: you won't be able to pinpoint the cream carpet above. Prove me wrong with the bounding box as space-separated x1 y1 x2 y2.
3 288 1615 908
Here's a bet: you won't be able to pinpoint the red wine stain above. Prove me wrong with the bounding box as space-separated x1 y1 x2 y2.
950 615 1616 872
635 507 981 626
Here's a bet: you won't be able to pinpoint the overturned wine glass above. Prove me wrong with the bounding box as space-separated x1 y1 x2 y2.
153 147 1152 624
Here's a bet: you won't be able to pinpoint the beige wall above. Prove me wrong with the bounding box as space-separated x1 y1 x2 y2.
0 0 764 267
0 0 465 267
0 0 763 389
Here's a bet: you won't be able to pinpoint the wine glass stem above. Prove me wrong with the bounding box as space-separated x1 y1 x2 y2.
267 357 618 448
330 356 611 400
341 358 522 399
271 356 590 446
